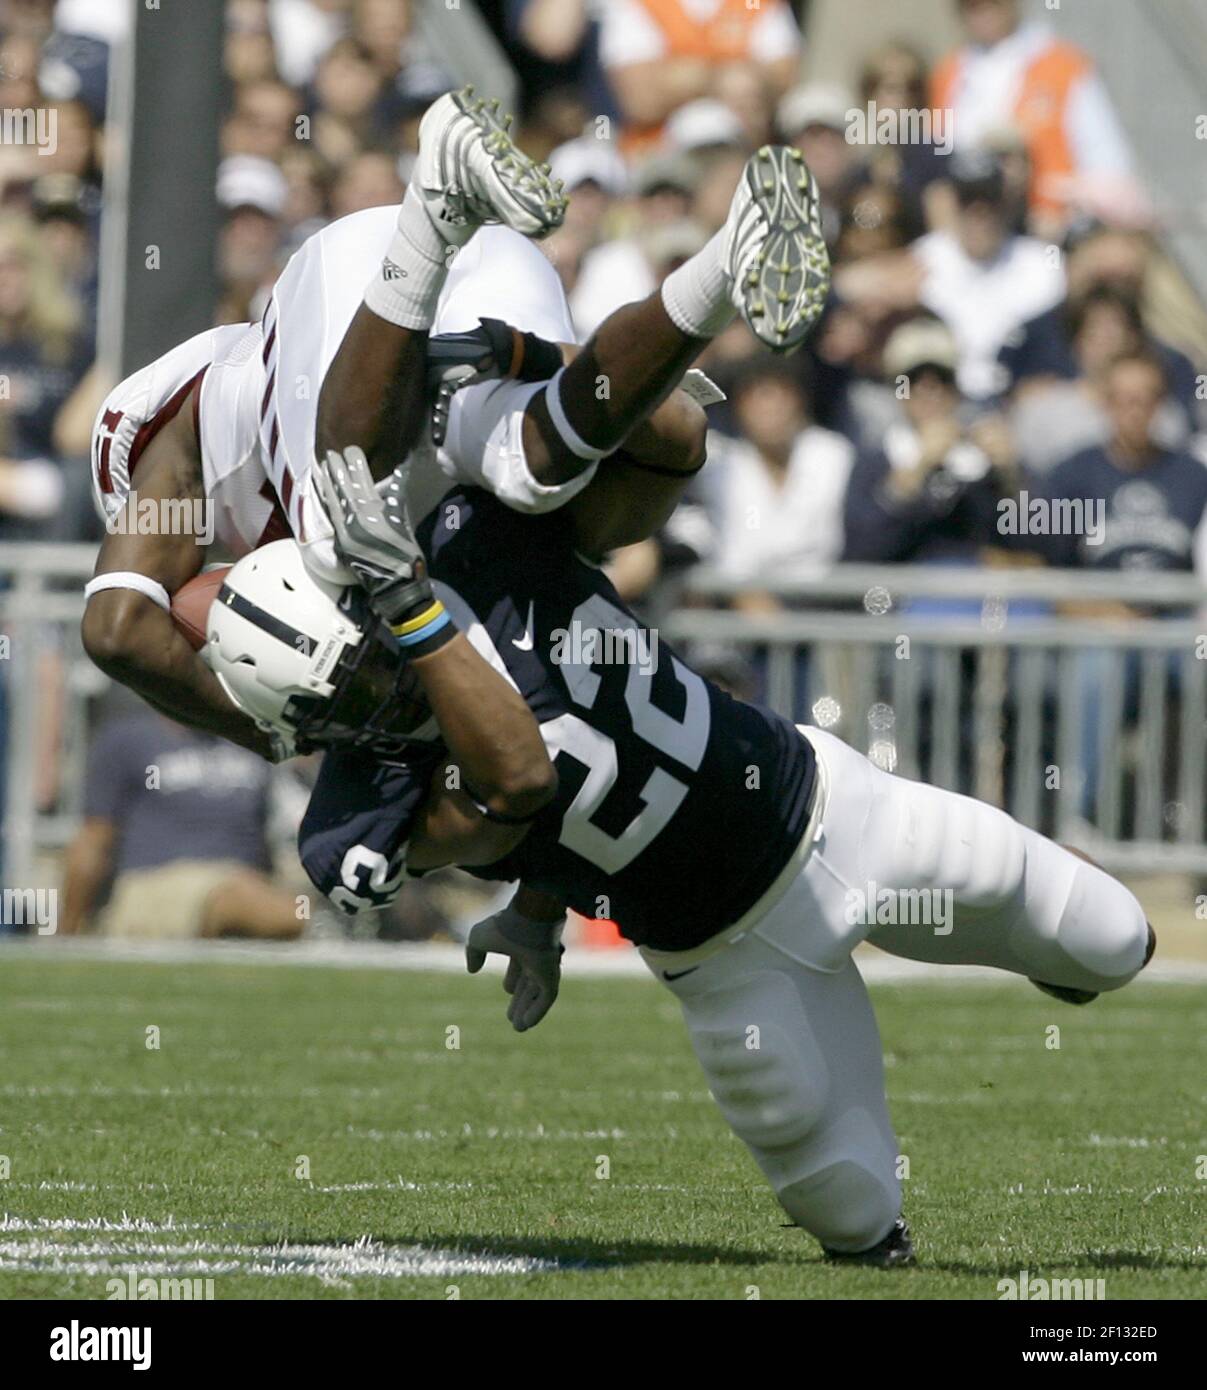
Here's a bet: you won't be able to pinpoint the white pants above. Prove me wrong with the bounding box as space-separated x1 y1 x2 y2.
261 208 583 581
641 726 1150 1251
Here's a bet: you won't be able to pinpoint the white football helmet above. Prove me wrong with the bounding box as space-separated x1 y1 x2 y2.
206 539 432 754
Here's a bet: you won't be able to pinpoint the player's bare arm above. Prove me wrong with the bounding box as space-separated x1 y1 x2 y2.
81 389 274 759
316 447 556 822
315 304 431 480
408 633 556 823
566 387 708 560
407 758 536 871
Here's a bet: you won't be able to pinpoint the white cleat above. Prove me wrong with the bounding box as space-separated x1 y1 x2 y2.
414 85 569 247
723 145 830 353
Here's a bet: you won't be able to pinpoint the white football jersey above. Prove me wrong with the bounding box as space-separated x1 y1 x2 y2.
90 321 286 558
91 210 580 570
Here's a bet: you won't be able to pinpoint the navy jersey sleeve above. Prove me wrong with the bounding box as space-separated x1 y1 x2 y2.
299 743 445 915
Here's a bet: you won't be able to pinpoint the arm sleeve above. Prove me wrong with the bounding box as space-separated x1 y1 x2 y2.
298 742 446 915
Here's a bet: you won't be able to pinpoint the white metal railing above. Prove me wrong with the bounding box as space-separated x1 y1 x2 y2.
2 548 1206 890
667 563 1207 873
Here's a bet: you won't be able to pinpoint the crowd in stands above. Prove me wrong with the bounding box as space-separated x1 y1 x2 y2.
2 0 1203 598
5 0 1207 933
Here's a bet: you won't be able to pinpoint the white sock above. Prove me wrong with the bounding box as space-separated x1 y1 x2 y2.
363 187 452 330
660 227 736 339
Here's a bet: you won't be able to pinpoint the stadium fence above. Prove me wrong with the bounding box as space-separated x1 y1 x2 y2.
2 548 1205 894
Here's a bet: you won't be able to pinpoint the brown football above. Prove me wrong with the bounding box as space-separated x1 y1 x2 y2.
170 565 231 651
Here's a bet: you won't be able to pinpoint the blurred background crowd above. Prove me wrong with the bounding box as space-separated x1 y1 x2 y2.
3 0 1207 942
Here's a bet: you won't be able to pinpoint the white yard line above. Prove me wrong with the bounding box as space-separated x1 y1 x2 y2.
4 937 1204 982
0 1233 567 1281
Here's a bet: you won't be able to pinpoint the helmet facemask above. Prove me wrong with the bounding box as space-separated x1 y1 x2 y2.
285 588 432 756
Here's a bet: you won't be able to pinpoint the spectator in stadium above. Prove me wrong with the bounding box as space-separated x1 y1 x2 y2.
0 213 89 539
600 0 801 155
279 143 334 244
857 42 950 236
1005 284 1190 476
61 710 303 940
776 82 868 251
506 0 615 135
30 174 98 338
1028 352 1207 816
663 95 746 160
38 98 103 189
569 150 697 336
354 0 455 141
306 36 385 167
999 222 1202 451
907 148 1064 401
215 154 288 322
227 77 302 163
268 0 349 89
712 55 776 152
548 134 628 242
709 354 854 598
225 0 278 87
930 0 1143 236
835 186 912 268
329 147 404 219
843 317 1018 566
1029 352 1207 585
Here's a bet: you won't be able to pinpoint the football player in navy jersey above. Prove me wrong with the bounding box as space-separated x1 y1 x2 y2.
206 444 1155 1269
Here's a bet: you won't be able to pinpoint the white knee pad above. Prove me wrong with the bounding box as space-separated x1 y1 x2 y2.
687 971 829 1151
1031 842 1149 992
872 776 1027 910
681 967 899 1251
776 1109 901 1253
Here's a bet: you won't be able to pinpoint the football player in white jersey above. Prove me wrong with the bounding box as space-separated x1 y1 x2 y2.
83 86 827 761
81 90 710 759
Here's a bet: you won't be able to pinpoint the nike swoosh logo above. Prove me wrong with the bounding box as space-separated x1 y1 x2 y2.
512 600 535 651
662 967 699 982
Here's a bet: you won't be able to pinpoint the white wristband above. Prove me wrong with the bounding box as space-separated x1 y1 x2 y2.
83 571 172 613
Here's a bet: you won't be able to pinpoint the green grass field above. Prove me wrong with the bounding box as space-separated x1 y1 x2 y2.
0 952 1201 1300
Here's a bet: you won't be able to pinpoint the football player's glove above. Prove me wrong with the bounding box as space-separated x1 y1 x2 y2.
428 317 564 446
315 447 432 626
465 899 565 1032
